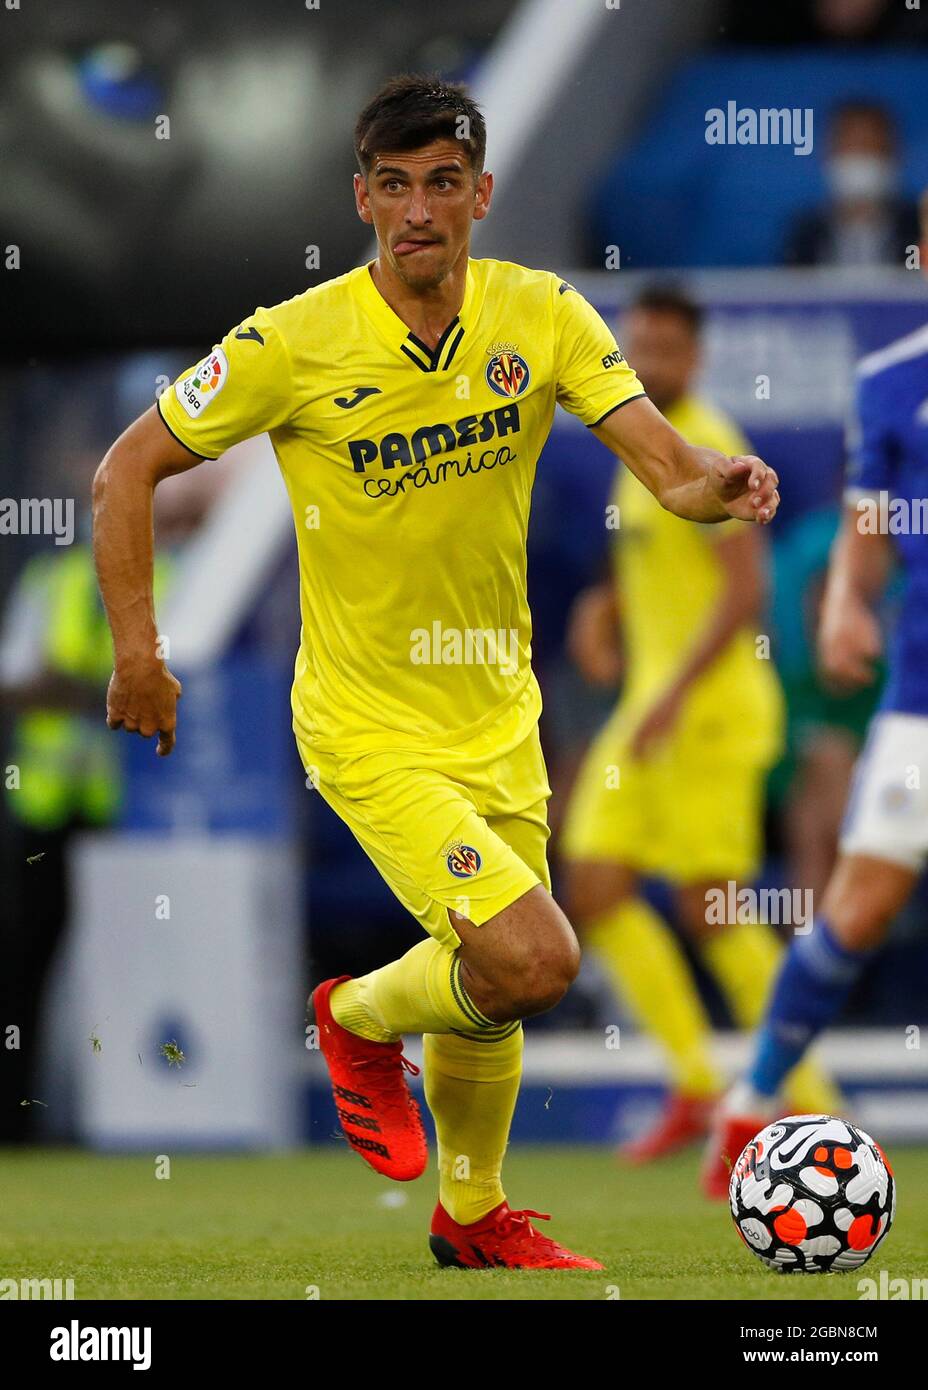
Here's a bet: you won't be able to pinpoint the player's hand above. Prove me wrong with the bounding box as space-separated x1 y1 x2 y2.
818 593 882 692
106 658 182 757
566 585 623 686
629 686 683 759
708 455 780 525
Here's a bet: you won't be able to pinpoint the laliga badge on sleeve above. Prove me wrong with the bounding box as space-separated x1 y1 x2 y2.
176 347 229 418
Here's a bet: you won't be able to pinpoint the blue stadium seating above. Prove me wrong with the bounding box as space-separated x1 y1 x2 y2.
592 50 928 267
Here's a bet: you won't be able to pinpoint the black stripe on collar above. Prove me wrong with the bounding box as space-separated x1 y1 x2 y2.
402 316 462 372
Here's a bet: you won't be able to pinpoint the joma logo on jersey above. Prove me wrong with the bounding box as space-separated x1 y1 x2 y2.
348 404 520 473
486 351 530 398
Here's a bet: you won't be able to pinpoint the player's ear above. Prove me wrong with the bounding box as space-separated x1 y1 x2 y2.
354 172 373 225
473 170 493 222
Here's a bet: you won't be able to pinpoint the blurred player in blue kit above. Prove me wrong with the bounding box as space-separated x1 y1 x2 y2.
705 191 928 1196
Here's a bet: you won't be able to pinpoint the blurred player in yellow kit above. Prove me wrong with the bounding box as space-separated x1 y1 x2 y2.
561 286 840 1162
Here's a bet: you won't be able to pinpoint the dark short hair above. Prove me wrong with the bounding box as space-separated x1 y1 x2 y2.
631 282 703 336
354 73 487 178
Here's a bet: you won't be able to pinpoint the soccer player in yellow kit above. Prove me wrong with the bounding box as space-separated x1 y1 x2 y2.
92 76 780 1270
561 287 839 1164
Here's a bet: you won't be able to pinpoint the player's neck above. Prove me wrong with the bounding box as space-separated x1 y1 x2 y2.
369 252 469 351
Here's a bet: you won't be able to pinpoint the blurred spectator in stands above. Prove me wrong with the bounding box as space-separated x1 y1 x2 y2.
723 0 928 44
785 102 919 267
0 461 217 1141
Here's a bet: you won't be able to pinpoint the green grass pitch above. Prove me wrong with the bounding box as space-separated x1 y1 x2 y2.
2 1144 925 1301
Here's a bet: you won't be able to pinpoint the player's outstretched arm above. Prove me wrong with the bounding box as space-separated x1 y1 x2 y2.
591 396 779 525
818 502 893 691
92 404 200 757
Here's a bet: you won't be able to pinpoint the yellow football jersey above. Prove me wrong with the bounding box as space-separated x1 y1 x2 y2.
159 259 644 754
612 393 782 761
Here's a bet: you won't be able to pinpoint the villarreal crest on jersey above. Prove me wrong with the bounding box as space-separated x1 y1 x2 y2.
159 258 644 753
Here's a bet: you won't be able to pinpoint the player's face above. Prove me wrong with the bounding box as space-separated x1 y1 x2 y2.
621 309 699 412
354 140 492 290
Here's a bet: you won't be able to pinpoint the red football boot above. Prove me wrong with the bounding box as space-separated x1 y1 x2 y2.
700 1112 767 1200
429 1200 604 1270
618 1092 716 1165
310 975 427 1182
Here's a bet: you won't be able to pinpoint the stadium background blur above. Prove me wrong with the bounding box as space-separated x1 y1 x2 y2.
3 0 928 1157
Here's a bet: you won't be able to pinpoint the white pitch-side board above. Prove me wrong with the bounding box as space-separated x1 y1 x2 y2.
62 833 304 1149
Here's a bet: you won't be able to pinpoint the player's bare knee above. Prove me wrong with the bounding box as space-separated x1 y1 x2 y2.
457 887 580 1018
484 909 579 1017
822 856 915 952
507 961 574 1016
820 895 894 952
507 929 580 1016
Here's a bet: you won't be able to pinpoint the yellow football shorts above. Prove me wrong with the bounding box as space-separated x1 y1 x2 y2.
296 684 553 950
560 701 772 884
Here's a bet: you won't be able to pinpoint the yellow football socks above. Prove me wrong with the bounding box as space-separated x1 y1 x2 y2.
329 938 520 1043
585 897 722 1099
700 919 783 1029
329 939 523 1225
424 1026 524 1225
